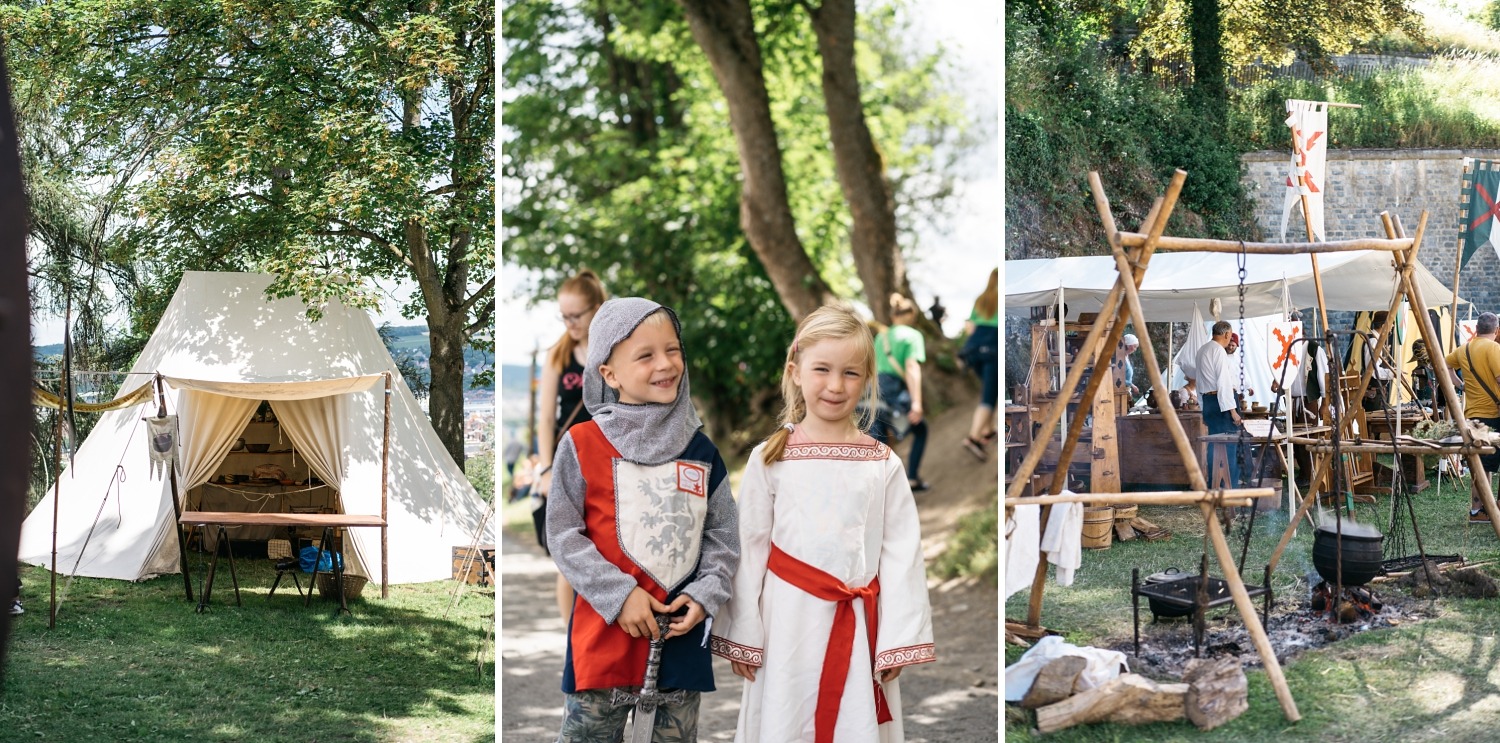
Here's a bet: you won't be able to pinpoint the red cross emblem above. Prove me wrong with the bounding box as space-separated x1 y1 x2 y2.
1272 326 1302 370
1471 183 1500 232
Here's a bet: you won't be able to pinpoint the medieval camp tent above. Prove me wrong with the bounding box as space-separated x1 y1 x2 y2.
1004 250 1459 321
18 272 492 585
1006 250 1462 405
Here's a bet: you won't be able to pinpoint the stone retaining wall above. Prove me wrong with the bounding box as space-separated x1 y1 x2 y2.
1240 149 1500 314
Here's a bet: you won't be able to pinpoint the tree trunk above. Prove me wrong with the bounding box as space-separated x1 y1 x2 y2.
1189 0 1227 123
807 0 908 325
676 0 835 320
427 311 468 471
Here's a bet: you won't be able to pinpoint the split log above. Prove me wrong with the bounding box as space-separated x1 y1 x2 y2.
1020 656 1087 709
1035 673 1188 733
1115 521 1137 542
1183 657 1248 731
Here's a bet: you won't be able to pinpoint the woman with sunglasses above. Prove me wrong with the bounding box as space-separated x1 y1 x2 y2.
535 269 608 622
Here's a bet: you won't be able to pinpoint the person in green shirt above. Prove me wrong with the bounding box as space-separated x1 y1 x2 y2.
960 269 999 461
872 294 930 492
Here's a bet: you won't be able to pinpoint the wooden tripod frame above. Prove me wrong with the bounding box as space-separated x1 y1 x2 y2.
1005 170 1299 722
1264 211 1500 573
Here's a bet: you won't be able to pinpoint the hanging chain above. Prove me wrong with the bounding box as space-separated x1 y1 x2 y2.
1237 243 1248 413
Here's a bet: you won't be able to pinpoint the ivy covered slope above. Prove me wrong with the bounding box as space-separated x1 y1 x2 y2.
1005 0 1500 262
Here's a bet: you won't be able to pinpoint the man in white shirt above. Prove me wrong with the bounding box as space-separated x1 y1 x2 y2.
1195 320 1243 486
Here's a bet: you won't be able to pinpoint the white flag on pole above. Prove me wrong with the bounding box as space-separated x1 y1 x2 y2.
1280 100 1328 242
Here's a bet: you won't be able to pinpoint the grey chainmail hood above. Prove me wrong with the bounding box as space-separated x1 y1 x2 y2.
582 297 703 465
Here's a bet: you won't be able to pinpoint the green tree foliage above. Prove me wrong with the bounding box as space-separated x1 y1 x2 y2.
1 0 494 468
502 0 969 441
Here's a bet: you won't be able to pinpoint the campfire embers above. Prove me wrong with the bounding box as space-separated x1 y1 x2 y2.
1310 581 1383 624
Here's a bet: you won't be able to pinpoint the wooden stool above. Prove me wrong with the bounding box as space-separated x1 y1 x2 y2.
1208 443 1234 490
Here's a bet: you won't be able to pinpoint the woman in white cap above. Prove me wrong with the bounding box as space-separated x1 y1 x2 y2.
1121 333 1140 398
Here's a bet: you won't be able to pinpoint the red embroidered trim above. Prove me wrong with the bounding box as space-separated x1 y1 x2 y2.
710 635 763 666
874 643 936 671
782 443 890 461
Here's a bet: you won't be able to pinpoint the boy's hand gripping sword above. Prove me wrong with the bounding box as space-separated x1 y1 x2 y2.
613 614 685 743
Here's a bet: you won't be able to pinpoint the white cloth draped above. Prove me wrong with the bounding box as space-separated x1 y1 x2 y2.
1038 500 1083 587
1004 504 1041 601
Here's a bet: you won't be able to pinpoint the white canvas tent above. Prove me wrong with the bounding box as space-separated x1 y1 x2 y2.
1005 250 1459 321
19 272 492 585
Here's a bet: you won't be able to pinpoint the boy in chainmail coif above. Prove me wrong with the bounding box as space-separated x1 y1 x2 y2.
546 298 740 742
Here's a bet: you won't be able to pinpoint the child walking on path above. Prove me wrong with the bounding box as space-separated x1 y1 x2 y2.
547 298 741 742
711 305 936 743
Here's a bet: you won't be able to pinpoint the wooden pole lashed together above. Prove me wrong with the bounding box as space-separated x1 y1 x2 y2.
1006 170 1301 723
49 409 60 628
381 371 392 599
157 373 194 604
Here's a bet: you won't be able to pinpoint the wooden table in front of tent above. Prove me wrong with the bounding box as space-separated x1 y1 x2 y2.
178 511 387 615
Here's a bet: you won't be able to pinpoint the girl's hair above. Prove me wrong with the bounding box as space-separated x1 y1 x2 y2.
973 268 998 320
547 270 608 371
889 293 917 320
762 305 881 464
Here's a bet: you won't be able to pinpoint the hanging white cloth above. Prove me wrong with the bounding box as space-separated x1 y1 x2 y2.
1038 498 1083 587
1004 635 1129 702
1004 504 1040 601
1281 100 1329 242
1174 304 1211 386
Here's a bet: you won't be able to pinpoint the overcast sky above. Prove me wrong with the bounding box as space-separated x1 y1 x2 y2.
496 0 1001 366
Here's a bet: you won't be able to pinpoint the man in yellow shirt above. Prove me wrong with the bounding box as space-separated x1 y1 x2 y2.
1445 312 1500 522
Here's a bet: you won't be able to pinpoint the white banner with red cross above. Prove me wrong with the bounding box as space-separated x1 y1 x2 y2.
1280 100 1328 242
1460 320 1479 346
1266 322 1304 389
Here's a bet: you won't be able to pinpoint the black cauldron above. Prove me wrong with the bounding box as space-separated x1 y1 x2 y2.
1143 568 1196 618
1312 526 1384 587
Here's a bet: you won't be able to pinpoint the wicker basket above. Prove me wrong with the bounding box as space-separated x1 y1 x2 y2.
267 539 294 561
315 572 368 601
1111 504 1139 522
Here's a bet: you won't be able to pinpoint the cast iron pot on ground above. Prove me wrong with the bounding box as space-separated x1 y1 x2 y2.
1312 525 1384 587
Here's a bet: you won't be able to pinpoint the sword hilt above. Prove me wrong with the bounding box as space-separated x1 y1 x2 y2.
639 613 672 698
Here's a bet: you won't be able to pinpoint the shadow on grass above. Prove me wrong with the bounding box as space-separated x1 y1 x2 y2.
2 562 494 743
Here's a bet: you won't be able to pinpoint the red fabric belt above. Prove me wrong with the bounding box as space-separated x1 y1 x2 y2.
768 543 892 743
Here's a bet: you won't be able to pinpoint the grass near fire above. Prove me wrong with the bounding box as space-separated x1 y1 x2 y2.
1007 459 1500 742
1 561 494 742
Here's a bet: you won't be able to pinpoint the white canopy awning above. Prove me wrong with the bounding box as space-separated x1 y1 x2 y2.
1006 250 1461 321
162 374 386 400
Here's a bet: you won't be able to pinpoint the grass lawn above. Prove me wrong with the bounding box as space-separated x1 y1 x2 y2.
1007 460 1500 742
2 557 495 743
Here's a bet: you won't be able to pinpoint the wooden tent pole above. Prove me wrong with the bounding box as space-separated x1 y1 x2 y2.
1396 217 1500 535
1201 500 1302 721
1119 233 1407 253
1112 247 1206 490
1270 210 1425 572
155 374 194 603
1023 171 1187 627
381 372 391 599
1005 489 1267 507
1451 161 1470 354
49 409 60 628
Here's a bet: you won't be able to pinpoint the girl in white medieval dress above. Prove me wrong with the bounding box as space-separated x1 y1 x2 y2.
710 305 936 743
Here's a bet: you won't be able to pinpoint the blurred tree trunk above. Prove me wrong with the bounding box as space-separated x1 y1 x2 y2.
676 0 836 320
805 0 909 325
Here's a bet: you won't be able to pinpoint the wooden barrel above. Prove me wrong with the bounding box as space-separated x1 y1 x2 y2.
1111 503 1138 522
1082 506 1114 549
